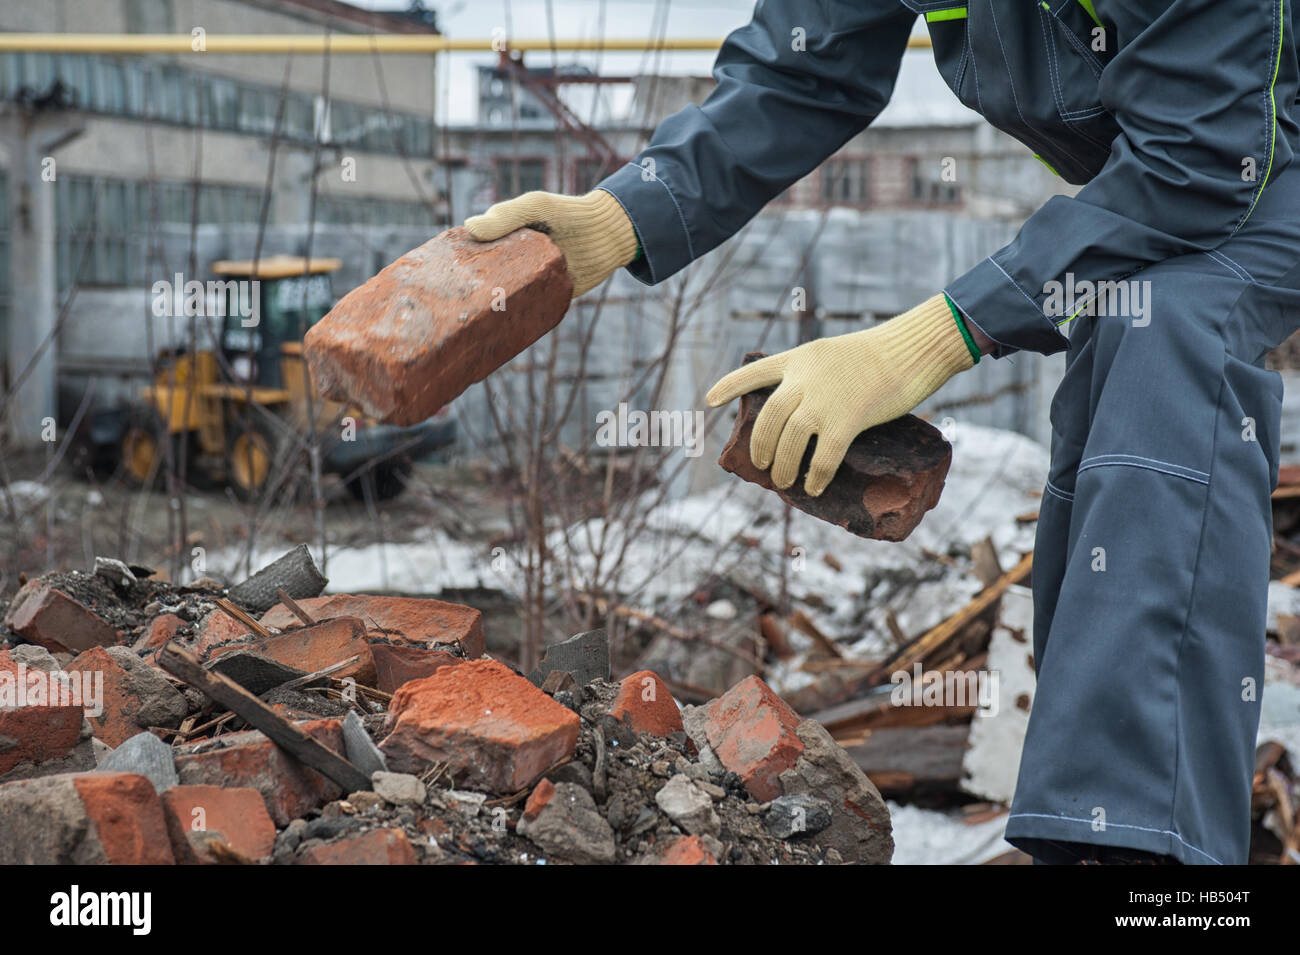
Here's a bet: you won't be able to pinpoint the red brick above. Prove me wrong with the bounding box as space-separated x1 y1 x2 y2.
0 576 44 631
260 594 484 658
369 642 461 694
137 613 185 650
6 583 118 654
0 771 171 863
174 718 345 826
607 670 682 737
69 773 175 864
379 659 578 794
698 675 804 802
193 609 250 657
64 647 143 747
206 616 375 686
657 834 718 865
73 773 176 864
161 785 276 864
522 777 555 822
0 704 84 776
303 227 573 426
297 827 417 865
717 353 951 541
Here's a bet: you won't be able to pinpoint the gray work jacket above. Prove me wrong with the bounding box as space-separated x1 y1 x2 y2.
598 0 1300 356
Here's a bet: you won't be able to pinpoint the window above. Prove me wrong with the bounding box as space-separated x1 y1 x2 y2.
6 53 433 154
53 176 267 288
908 157 961 206
495 159 547 198
820 158 872 205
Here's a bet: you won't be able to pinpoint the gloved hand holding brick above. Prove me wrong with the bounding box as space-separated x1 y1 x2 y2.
707 294 980 497
464 189 640 297
303 226 573 427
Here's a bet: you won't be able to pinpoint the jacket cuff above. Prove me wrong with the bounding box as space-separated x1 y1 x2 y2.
944 255 1070 358
597 162 696 286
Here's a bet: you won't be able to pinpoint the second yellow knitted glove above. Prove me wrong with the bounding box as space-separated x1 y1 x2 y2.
464 190 639 298
706 294 977 497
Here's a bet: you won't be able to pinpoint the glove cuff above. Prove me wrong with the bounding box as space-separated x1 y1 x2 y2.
564 190 640 293
881 294 978 396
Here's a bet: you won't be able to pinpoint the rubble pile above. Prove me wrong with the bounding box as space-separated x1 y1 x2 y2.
0 548 892 865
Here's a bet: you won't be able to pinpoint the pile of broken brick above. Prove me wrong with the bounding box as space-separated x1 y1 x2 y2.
0 546 893 864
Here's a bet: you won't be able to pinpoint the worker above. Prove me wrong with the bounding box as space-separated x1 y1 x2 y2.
466 0 1300 865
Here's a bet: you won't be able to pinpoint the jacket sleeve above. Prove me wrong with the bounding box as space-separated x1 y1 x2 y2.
597 0 917 285
945 0 1298 357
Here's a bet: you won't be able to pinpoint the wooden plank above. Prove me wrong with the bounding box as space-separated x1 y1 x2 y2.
275 588 317 627
157 642 371 793
866 551 1033 687
812 692 974 740
846 723 970 797
212 597 272 639
789 610 844 659
969 535 1003 588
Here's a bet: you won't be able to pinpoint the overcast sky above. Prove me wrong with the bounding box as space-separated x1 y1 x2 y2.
347 1 968 126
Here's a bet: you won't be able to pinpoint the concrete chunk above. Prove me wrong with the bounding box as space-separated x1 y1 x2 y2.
342 710 388 777
528 629 609 688
98 731 179 793
228 543 327 615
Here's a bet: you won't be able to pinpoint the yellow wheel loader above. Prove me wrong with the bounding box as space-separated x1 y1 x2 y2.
110 256 456 500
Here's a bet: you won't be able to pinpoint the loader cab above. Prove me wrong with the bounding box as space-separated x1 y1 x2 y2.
212 255 340 389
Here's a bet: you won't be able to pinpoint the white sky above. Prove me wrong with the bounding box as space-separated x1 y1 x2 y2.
348 1 972 127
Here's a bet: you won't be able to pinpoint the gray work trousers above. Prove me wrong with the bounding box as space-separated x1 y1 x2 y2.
1007 164 1300 865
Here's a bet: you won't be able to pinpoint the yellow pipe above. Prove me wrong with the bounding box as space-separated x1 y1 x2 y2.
0 32 932 54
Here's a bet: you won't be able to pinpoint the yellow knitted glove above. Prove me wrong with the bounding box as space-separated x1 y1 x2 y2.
706 294 976 496
464 190 639 298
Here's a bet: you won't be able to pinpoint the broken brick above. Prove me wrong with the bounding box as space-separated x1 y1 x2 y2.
161 785 276 864
0 771 175 864
193 609 250 657
0 704 85 777
379 659 578 794
259 593 484 658
691 675 804 802
174 718 346 826
65 646 187 747
369 642 461 695
297 827 417 865
303 226 573 426
136 613 185 650
206 616 375 686
522 777 556 822
717 353 951 541
5 583 119 655
607 670 683 737
656 834 718 866
0 647 92 780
